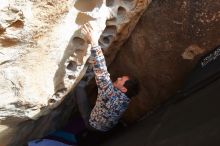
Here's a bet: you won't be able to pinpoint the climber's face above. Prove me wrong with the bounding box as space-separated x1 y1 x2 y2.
113 76 129 93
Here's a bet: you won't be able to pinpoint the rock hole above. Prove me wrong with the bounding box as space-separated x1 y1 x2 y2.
9 20 24 28
74 0 103 12
72 37 87 50
48 98 56 104
104 25 117 36
75 12 95 25
67 61 77 71
103 37 110 44
117 6 127 17
68 75 76 80
99 35 114 49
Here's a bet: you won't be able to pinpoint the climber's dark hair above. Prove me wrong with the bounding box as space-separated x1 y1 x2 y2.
124 76 140 98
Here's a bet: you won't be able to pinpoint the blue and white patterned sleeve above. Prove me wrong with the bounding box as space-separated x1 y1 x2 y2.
91 46 114 97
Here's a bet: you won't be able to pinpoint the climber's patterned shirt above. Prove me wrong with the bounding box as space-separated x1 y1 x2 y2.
89 46 130 132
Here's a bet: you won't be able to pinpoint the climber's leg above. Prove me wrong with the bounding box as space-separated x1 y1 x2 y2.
74 82 92 128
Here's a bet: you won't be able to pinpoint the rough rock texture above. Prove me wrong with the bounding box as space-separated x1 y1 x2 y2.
0 0 151 145
0 92 75 146
106 0 220 123
1 0 219 145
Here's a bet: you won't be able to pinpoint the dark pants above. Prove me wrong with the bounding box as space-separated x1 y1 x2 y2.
74 85 96 131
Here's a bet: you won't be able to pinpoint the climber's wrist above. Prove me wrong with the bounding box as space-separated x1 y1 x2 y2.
91 41 99 47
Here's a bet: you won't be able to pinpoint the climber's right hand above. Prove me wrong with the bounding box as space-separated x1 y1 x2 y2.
82 23 99 47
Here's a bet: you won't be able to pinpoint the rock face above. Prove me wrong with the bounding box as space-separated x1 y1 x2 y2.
1 0 219 145
0 0 151 145
107 0 220 122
